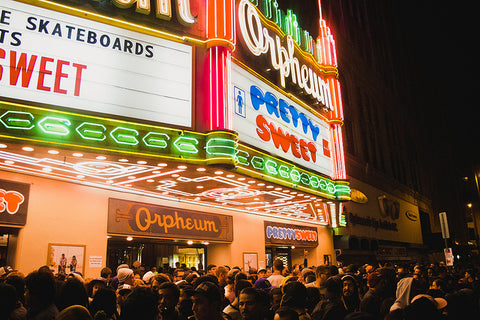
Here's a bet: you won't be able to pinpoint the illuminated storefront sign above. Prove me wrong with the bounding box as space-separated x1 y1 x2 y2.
0 0 193 127
231 62 334 177
108 198 233 241
264 221 318 246
237 0 333 109
0 102 237 164
0 179 29 226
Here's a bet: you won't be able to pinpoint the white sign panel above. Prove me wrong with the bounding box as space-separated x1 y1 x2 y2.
231 63 334 177
0 0 192 127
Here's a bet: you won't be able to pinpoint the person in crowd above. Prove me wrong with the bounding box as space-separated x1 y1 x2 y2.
274 307 299 320
117 268 134 289
299 269 315 285
359 272 386 319
280 281 310 320
88 278 107 303
305 265 331 300
341 274 360 313
158 281 180 320
191 281 229 320
239 287 267 320
0 282 26 320
57 276 89 312
402 294 446 320
428 278 447 298
224 279 253 320
119 286 159 320
56 305 92 320
216 266 229 290
25 270 59 320
257 269 267 279
269 287 283 315
305 287 321 316
225 269 241 303
207 265 218 276
110 264 129 290
177 283 194 320
174 268 186 284
311 276 348 320
99 267 112 287
267 259 285 288
89 287 119 320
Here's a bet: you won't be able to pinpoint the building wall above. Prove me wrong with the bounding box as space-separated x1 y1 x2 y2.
3 170 334 278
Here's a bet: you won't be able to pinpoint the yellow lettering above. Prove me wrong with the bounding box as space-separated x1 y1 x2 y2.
135 207 153 231
204 220 219 232
175 211 185 229
163 214 175 233
194 219 205 231
185 218 194 230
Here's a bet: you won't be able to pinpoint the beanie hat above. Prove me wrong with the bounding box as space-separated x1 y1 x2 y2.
116 264 129 273
117 268 133 283
143 271 154 284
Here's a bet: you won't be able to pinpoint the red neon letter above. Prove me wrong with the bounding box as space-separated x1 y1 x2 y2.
37 56 54 92
72 63 87 96
54 59 69 94
10 51 37 87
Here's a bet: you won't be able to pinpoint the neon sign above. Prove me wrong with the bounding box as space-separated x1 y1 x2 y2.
235 144 350 200
0 102 237 165
238 0 333 110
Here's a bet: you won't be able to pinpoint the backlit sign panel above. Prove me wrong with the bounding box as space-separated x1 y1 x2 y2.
231 62 334 177
0 0 193 127
0 179 29 226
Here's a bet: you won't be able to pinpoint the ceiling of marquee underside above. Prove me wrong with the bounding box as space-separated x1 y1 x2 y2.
0 141 332 224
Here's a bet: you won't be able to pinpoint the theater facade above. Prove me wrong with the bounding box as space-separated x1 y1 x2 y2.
0 0 349 277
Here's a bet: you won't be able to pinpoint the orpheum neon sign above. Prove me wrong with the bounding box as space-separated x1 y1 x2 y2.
238 0 333 110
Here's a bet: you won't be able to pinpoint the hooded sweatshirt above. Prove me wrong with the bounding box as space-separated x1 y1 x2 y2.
390 277 414 311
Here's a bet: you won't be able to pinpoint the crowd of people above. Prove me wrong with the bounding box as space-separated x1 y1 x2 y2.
0 258 479 320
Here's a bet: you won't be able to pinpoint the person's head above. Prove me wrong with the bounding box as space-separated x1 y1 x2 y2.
120 287 159 320
192 281 222 320
58 277 89 311
89 288 117 319
206 264 217 276
100 267 112 281
239 287 263 320
315 265 331 287
270 287 283 311
4 272 25 304
0 283 18 319
89 278 107 298
56 305 92 320
342 274 358 297
274 306 300 320
24 270 56 309
215 265 228 286
117 268 134 285
258 269 267 279
281 281 307 309
272 259 284 273
174 268 186 282
158 281 180 315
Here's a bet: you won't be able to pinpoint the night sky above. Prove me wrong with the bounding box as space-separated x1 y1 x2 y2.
278 0 478 175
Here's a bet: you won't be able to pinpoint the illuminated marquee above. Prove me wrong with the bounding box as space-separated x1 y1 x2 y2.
0 102 237 165
235 144 349 200
231 62 335 178
1 0 193 127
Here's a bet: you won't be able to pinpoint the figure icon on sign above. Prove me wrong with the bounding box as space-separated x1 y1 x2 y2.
234 87 246 118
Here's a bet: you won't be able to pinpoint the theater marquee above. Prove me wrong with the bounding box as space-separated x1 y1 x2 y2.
0 0 193 128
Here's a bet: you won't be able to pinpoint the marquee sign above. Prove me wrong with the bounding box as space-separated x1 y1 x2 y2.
231 62 334 177
0 0 193 127
264 221 318 247
108 198 234 242
0 179 29 226
0 101 237 165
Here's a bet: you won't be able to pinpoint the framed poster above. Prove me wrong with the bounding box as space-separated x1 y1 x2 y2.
243 252 258 273
47 243 86 275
